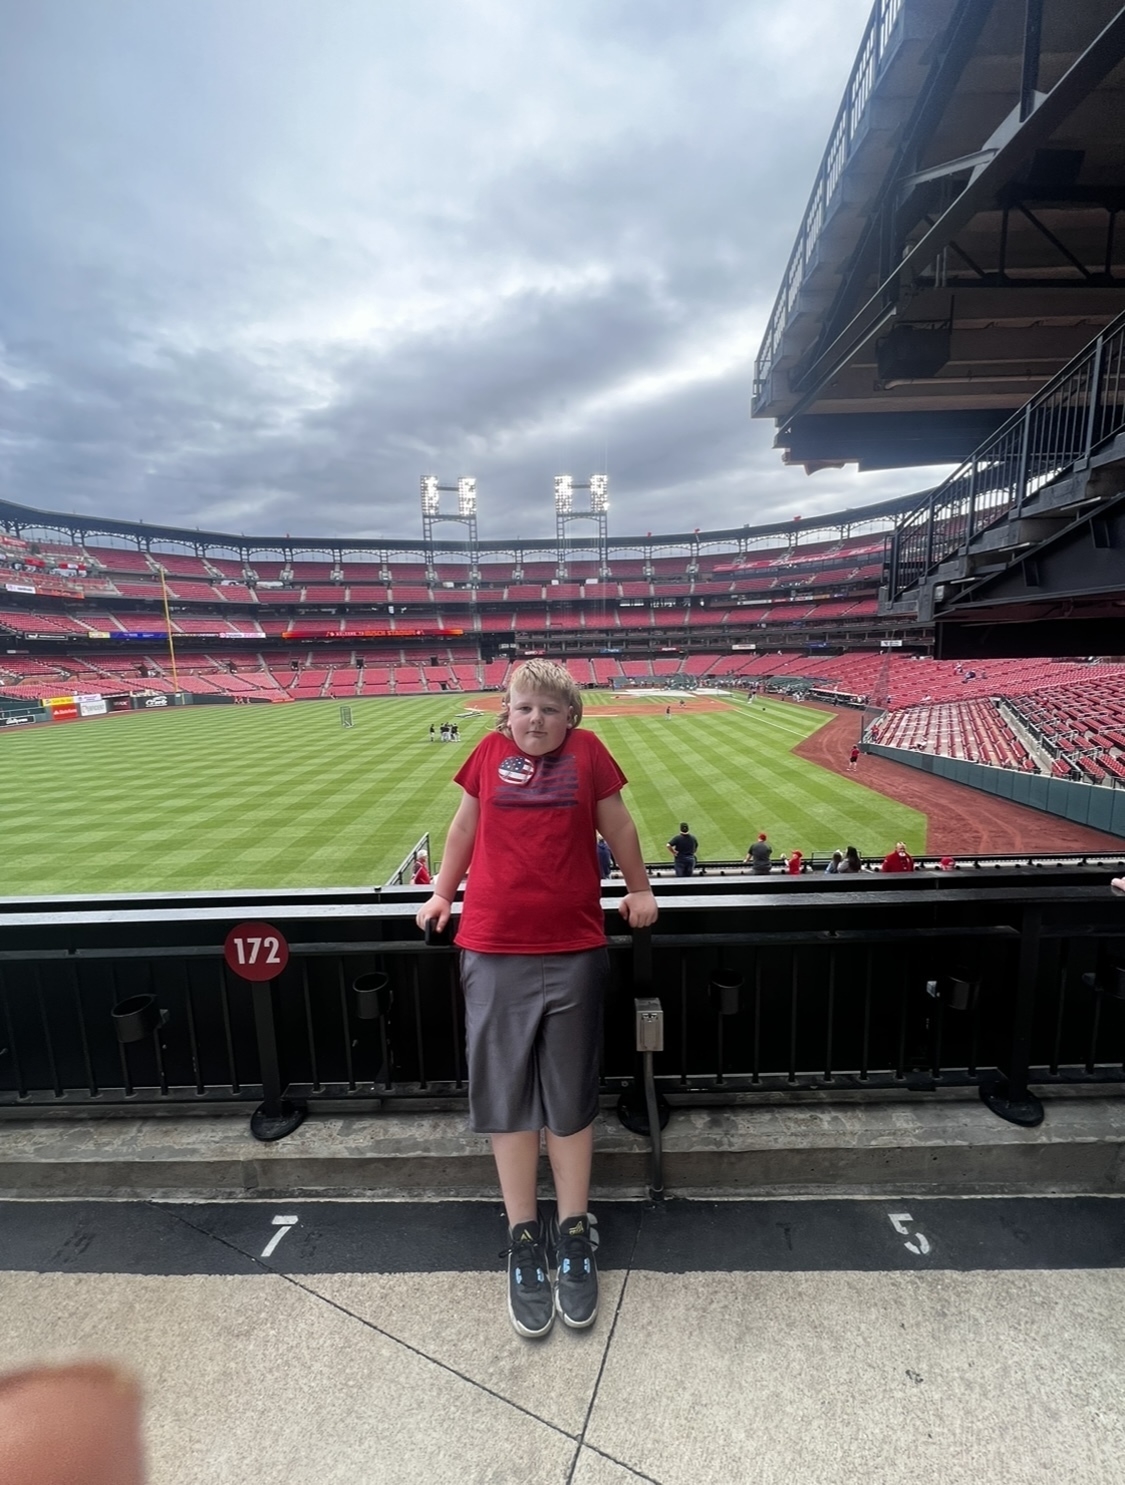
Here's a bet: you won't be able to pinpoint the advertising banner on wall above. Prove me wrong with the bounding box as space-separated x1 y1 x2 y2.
106 695 132 712
78 698 108 717
43 695 75 708
49 703 79 721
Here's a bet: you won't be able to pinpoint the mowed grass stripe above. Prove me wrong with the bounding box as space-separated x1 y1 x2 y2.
0 695 924 894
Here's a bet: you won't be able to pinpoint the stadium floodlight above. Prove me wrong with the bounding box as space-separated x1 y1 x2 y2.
590 474 608 512
457 477 477 516
554 475 573 514
420 475 440 515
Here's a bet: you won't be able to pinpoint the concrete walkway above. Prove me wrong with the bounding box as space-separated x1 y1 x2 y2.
1 1193 1124 1483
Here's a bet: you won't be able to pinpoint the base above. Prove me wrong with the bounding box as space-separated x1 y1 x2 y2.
250 1101 307 1143
617 1083 671 1136
979 1079 1045 1128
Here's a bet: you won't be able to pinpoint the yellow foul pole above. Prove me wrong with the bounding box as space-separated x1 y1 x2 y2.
157 566 180 692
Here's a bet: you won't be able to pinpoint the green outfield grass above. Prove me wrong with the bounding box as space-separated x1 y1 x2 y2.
0 693 924 896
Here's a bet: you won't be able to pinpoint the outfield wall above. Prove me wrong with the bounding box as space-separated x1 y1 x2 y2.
868 744 1125 840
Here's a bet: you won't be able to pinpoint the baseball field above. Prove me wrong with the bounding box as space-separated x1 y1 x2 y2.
0 691 924 896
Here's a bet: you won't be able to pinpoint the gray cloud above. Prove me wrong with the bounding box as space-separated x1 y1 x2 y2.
0 0 943 545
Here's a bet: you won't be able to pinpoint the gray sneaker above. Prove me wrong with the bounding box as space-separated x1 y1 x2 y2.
504 1216 554 1339
551 1212 599 1329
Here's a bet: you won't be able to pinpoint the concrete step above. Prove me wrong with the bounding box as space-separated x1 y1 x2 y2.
2 1090 1123 1201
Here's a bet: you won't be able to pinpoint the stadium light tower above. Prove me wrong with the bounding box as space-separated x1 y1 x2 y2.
555 473 609 579
420 474 480 583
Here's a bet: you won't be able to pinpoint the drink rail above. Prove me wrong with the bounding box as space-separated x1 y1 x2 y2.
2 870 1123 1135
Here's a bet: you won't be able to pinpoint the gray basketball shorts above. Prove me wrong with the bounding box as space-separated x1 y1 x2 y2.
459 947 608 1135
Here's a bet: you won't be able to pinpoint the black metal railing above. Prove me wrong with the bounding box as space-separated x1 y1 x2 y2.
753 0 905 405
2 869 1124 1137
890 310 1125 600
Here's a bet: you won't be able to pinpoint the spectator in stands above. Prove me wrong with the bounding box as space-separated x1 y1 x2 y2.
415 658 656 1341
881 841 915 873
939 856 955 871
745 833 772 874
412 855 432 886
836 845 863 874
786 849 804 875
825 851 843 874
596 835 614 878
666 823 699 877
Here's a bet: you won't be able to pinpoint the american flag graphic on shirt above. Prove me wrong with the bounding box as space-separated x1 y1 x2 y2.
494 751 579 808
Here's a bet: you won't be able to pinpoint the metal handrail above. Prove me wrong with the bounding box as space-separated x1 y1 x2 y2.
753 0 905 404
2 873 1123 1140
890 309 1125 600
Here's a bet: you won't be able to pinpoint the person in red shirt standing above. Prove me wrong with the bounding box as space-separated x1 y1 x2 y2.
848 744 860 770
881 841 915 872
416 660 657 1340
411 855 431 885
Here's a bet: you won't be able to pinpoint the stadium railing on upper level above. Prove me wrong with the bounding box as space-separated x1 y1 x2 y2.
752 0 905 408
889 309 1125 602
3 866 1124 1141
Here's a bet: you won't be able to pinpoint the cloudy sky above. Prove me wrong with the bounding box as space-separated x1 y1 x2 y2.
1 0 951 545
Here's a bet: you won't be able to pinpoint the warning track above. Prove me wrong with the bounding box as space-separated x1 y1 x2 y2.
796 705 1124 856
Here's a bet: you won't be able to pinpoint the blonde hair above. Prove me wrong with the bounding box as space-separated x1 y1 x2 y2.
498 659 584 734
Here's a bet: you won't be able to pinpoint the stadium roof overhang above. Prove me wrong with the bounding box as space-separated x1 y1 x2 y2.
753 0 1125 473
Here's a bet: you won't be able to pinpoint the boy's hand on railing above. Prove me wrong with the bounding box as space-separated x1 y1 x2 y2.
415 894 452 934
619 889 658 928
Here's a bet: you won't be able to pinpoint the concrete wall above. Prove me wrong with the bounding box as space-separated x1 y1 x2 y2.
868 744 1125 839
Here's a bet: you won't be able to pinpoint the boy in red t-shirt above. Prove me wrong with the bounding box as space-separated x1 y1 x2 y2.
416 660 657 1340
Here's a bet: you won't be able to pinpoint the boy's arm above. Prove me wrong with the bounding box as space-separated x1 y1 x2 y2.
415 791 479 932
597 793 658 927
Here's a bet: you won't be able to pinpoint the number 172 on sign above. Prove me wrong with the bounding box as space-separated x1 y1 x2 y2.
224 922 290 981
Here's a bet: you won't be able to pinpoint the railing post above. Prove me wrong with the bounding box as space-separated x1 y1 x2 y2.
965 456 978 549
980 905 1045 1126
616 926 669 1200
1081 331 1107 462
1013 404 1032 516
249 976 306 1142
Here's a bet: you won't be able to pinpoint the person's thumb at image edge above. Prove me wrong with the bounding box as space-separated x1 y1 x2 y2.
0 1361 145 1485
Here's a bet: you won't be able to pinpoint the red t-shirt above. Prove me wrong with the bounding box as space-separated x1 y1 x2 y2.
881 850 914 872
452 727 627 953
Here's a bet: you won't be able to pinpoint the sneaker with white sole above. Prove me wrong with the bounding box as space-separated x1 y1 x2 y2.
551 1212 599 1329
503 1216 554 1339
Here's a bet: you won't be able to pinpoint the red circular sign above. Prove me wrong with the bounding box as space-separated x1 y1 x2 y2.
223 922 290 981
